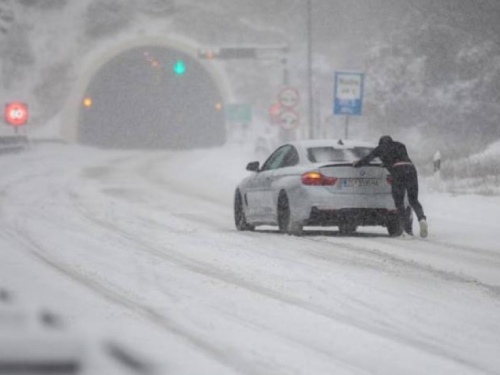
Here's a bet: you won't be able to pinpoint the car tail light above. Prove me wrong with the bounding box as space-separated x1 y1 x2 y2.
302 172 338 186
386 176 393 185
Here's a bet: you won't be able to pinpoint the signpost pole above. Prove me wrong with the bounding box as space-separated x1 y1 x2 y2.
306 0 314 139
345 115 349 140
282 57 289 86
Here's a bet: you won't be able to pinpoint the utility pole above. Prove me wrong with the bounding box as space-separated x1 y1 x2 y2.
282 56 289 85
306 0 314 139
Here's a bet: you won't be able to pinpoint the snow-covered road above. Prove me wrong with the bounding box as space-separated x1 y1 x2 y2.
1 144 499 375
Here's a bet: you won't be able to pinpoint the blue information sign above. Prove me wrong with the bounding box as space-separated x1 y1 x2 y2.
333 72 364 116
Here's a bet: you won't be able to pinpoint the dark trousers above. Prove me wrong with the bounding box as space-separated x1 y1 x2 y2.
391 165 426 231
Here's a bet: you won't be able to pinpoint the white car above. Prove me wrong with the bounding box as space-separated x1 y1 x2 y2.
234 139 403 236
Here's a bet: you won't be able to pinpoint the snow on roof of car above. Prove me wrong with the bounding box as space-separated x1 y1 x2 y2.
288 139 376 149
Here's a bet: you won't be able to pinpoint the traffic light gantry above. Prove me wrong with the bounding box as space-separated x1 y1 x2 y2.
198 45 288 60
198 45 289 85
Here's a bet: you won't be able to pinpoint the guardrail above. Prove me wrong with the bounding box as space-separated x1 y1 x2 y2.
0 135 30 153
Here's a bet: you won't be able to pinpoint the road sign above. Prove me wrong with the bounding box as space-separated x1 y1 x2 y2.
278 109 299 130
225 103 252 123
333 72 364 116
278 87 300 108
5 102 28 126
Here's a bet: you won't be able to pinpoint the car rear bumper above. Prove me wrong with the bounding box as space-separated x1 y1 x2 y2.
291 187 396 226
306 207 398 226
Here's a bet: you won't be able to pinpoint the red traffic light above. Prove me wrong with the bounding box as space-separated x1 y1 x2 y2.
5 102 28 126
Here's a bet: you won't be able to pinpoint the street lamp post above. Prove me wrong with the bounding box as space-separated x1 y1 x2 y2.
306 0 314 139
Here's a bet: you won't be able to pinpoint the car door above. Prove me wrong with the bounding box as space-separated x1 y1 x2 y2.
258 145 300 220
246 145 291 219
265 146 300 219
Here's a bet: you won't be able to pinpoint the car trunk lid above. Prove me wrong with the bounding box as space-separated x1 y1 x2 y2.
318 163 390 194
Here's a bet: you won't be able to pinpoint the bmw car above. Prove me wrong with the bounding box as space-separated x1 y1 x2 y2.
234 139 404 236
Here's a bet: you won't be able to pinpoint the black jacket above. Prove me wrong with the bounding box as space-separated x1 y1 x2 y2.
355 139 412 173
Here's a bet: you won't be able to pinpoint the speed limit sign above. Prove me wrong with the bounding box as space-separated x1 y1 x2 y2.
5 102 29 126
278 108 299 130
278 87 300 108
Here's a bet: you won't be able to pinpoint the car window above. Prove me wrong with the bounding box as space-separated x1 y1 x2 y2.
280 147 299 168
261 146 291 171
351 147 374 159
308 147 348 162
307 146 376 163
350 147 381 163
261 145 299 171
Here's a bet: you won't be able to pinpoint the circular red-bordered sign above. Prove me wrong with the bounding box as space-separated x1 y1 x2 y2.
277 87 300 108
278 108 299 130
5 102 28 126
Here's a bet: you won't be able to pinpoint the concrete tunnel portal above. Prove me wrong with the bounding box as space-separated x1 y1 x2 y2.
76 45 227 149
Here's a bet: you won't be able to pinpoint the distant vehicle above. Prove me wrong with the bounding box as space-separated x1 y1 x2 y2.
234 139 403 236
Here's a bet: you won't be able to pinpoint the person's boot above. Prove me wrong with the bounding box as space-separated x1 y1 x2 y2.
419 219 428 238
404 206 413 235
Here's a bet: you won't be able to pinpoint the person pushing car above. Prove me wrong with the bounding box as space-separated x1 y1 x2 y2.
352 136 428 238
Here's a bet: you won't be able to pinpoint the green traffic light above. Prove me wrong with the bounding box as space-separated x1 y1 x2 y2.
173 60 186 75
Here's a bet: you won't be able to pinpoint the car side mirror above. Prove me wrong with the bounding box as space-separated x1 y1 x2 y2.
246 161 260 172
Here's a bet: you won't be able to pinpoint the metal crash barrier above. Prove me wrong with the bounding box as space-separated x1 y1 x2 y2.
0 136 30 154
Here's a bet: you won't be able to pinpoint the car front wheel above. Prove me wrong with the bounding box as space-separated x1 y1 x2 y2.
234 190 254 231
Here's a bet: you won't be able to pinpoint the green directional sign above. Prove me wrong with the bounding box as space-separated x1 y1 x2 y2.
225 103 252 123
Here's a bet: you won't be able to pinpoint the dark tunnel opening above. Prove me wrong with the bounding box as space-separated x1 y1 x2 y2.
78 46 226 149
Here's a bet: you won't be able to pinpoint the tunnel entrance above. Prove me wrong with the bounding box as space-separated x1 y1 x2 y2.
78 46 226 149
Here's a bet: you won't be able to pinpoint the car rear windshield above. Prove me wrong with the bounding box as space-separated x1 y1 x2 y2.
307 146 374 163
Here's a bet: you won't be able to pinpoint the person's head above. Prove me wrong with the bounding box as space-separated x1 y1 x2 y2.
379 135 393 146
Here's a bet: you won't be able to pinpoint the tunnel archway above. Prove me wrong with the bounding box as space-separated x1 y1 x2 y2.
78 46 225 149
61 37 233 150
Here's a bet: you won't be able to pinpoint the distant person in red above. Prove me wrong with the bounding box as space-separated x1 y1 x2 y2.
352 136 428 238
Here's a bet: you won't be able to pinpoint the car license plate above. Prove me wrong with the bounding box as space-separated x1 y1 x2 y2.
341 178 380 187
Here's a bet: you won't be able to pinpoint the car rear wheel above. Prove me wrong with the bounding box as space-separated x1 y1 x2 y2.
387 214 403 236
277 193 303 236
234 190 254 231
339 222 357 235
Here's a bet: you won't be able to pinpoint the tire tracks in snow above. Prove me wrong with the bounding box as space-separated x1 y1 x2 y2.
128 151 500 292
64 190 496 375
0 150 495 374
305 235 500 297
426 238 500 265
3 222 264 375
72 151 499 373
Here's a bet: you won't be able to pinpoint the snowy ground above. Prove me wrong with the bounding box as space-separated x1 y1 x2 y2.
1 143 500 375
